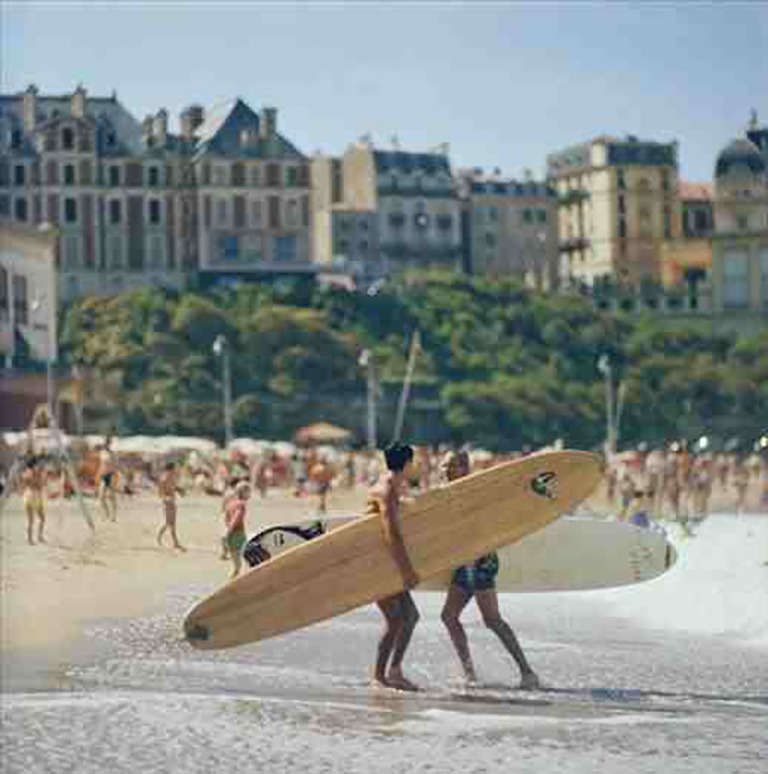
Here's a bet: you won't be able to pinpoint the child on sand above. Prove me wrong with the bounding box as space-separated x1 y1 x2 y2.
223 482 251 578
21 456 47 545
156 461 186 551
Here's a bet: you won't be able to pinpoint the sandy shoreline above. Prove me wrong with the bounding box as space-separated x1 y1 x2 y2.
1 477 763 692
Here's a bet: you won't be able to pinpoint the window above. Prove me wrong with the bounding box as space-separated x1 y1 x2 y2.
485 232 497 247
64 197 78 223
62 127 74 150
737 215 749 231
14 165 25 186
286 166 298 187
266 164 280 187
522 209 533 224
63 164 75 185
250 166 260 187
536 209 547 223
11 130 22 149
663 206 672 239
618 195 625 214
389 212 405 228
0 266 7 317
15 197 28 222
148 199 161 225
0 195 9 216
617 169 626 190
147 166 160 187
618 218 627 239
109 200 122 224
723 252 749 308
661 171 670 192
13 275 28 325
489 207 499 222
241 232 263 263
274 235 297 262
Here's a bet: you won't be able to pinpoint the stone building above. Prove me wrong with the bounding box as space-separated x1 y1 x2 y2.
546 135 680 287
313 138 462 281
0 86 312 301
454 167 558 289
711 113 768 315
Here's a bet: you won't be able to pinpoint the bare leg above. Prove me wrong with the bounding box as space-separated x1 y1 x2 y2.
475 589 539 689
157 523 167 547
36 507 45 543
387 592 419 690
440 583 476 681
230 546 242 578
26 506 35 545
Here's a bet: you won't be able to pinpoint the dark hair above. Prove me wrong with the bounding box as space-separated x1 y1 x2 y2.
384 443 414 472
165 461 175 471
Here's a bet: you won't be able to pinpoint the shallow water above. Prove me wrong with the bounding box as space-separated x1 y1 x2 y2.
2 515 767 773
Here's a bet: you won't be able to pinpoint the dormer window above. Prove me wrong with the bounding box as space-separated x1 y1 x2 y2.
62 127 74 151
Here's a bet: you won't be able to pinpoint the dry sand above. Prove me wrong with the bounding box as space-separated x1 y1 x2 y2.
1 475 761 690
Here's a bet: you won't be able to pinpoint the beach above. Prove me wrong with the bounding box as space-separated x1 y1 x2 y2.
2 482 767 773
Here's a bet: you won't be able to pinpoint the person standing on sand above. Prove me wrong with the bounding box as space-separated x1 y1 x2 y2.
21 455 47 545
439 450 540 691
223 481 251 578
156 461 186 551
97 437 119 522
366 443 421 692
309 455 334 515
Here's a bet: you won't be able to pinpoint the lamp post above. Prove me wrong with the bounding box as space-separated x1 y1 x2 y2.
597 354 615 456
212 334 233 447
30 294 54 425
358 349 377 450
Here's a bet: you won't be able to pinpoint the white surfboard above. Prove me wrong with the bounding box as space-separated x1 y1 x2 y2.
243 515 677 593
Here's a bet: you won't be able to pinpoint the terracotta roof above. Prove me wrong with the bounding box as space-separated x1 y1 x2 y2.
678 181 713 201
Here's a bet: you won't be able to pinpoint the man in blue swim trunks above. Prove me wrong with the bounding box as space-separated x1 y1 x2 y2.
440 450 540 690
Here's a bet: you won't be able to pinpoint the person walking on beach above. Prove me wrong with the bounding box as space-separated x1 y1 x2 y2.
439 450 540 690
156 461 186 551
97 437 119 522
366 443 421 691
21 455 47 545
309 455 334 515
223 481 251 578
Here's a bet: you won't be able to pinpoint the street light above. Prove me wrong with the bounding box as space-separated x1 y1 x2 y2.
358 349 377 450
212 334 233 447
30 293 54 426
597 354 614 456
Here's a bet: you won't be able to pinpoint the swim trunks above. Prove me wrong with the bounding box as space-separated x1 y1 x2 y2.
451 552 499 593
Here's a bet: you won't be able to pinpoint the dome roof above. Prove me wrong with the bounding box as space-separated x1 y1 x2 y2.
715 138 766 177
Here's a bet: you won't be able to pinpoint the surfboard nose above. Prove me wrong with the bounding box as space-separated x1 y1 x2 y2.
184 621 210 644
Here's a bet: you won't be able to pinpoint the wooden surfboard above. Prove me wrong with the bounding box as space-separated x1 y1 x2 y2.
244 517 677 594
184 450 602 650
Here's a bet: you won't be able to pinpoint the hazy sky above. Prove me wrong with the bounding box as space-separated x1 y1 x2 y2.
2 1 766 181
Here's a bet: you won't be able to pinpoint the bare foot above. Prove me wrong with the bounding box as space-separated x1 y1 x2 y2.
386 669 419 692
174 545 187 552
518 671 540 691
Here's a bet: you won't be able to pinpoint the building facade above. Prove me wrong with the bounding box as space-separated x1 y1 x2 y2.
455 168 558 289
546 136 680 287
0 86 313 301
711 114 768 315
313 139 462 279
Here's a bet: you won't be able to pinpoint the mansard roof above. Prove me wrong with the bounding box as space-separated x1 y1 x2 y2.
0 92 143 155
193 98 305 161
374 150 451 175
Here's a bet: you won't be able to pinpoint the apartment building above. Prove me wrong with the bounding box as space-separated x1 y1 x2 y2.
711 114 768 314
455 168 558 289
546 136 680 286
0 86 312 301
312 139 462 279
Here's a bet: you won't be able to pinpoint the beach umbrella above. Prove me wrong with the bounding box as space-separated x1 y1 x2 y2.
294 422 352 446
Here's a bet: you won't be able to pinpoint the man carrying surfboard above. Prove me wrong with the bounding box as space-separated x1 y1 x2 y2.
440 450 540 691
367 443 421 692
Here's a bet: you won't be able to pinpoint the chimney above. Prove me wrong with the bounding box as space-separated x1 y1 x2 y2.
23 84 38 132
142 114 154 145
259 107 277 139
153 109 168 146
180 104 204 139
71 84 87 119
